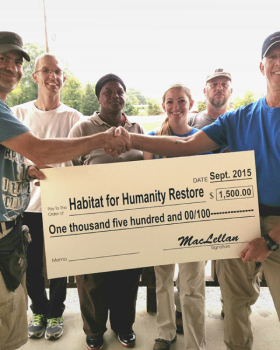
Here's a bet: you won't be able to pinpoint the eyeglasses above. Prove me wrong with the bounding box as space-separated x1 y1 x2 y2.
34 68 64 76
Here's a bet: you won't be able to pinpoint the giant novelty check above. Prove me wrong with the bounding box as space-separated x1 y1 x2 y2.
40 151 260 279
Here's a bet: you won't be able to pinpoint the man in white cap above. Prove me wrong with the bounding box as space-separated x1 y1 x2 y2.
175 68 233 335
116 30 280 350
188 68 233 129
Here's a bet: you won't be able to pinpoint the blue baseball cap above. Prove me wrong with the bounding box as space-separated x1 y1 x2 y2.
262 31 280 58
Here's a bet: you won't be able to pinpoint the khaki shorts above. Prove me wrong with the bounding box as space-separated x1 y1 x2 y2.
0 272 28 350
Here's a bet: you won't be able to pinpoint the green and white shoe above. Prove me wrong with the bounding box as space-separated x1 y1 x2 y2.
28 313 46 338
45 317 64 340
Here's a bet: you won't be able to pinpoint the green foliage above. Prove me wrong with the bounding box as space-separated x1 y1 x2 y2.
61 75 83 111
123 88 149 116
197 101 207 112
123 90 138 116
6 85 23 106
126 88 147 105
146 98 162 116
81 83 99 116
5 42 155 116
126 90 139 105
123 100 139 116
6 42 45 107
233 91 256 109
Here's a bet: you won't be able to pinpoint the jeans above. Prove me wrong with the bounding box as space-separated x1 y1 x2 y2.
23 212 67 318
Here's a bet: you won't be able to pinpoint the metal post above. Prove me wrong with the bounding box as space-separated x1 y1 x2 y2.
42 0 49 52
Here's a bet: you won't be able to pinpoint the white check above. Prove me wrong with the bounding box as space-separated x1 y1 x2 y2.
40 151 260 279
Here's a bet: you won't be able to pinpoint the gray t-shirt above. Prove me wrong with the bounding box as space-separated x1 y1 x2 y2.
188 110 217 129
188 110 227 153
69 112 144 166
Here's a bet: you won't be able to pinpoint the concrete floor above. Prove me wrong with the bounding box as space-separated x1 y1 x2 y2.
22 287 279 350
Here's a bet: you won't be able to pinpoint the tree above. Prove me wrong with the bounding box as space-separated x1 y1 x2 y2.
123 90 139 116
126 91 139 106
123 100 139 116
197 101 207 112
126 88 147 105
146 98 162 116
61 75 83 111
233 91 256 109
5 85 23 107
81 83 99 116
6 42 45 107
4 41 161 117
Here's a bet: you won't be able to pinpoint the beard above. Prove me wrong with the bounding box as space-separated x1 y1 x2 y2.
210 96 227 109
0 69 21 93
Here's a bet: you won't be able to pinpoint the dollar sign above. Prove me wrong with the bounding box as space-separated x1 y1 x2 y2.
210 192 214 199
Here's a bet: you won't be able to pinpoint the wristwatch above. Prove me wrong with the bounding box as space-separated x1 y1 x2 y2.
264 234 279 251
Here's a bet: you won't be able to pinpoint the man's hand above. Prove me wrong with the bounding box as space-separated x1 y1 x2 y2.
28 165 50 186
239 237 271 263
115 126 130 139
104 127 131 156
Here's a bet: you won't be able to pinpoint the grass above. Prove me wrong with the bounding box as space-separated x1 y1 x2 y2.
141 121 162 133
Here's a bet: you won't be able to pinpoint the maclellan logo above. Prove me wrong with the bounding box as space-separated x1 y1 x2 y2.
178 233 239 247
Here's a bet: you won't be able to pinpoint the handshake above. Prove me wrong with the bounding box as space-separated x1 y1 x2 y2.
26 127 139 184
104 126 132 156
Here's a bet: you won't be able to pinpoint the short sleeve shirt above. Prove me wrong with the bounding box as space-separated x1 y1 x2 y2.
202 97 280 206
0 100 30 221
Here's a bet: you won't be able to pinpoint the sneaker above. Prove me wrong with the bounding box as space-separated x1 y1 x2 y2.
86 335 104 349
153 336 177 350
45 317 64 340
28 313 46 338
117 330 136 348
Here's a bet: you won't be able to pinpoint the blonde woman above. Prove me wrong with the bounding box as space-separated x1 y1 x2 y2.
144 84 206 350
